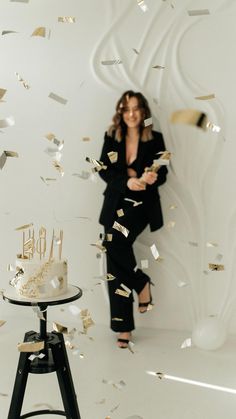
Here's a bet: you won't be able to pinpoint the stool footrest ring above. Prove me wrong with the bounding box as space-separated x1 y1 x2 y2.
20 409 66 417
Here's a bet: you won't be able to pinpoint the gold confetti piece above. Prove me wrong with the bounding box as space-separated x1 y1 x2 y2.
0 116 15 128
82 136 91 141
150 243 160 260
58 16 76 23
28 352 45 361
137 0 148 12
166 220 176 229
169 204 177 210
48 92 67 105
107 151 118 163
99 233 113 241
86 156 107 171
15 72 30 89
65 340 76 350
188 241 198 247
17 341 44 352
170 109 220 133
120 283 131 296
90 241 107 253
117 208 124 217
115 288 130 298
0 392 8 397
15 223 33 231
52 322 68 334
31 27 46 37
2 30 18 36
112 317 123 321
206 241 218 247
113 221 129 238
0 88 7 100
144 117 153 127
52 160 64 176
181 338 192 349
188 9 210 16
45 132 56 141
208 263 224 271
141 259 149 269
132 48 140 55
101 59 122 65
80 309 95 333
195 94 215 100
152 64 165 69
0 320 6 327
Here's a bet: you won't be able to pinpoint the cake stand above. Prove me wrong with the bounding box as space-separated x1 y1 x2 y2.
3 284 82 419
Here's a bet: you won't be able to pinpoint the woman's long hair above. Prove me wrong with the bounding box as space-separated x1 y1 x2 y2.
107 90 153 142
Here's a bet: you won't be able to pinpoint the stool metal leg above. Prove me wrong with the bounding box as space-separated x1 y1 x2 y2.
51 332 81 419
8 333 31 419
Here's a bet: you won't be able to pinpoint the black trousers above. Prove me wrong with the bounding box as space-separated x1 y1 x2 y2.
104 201 151 332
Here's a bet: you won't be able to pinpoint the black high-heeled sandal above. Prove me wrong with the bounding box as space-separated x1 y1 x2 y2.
117 338 129 349
138 281 154 313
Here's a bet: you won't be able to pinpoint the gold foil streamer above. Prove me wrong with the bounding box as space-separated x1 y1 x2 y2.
115 288 129 298
80 309 95 333
188 9 210 16
107 151 118 163
90 241 106 252
15 223 33 231
40 177 57 185
117 209 124 217
52 160 64 176
152 65 165 69
31 27 46 37
53 322 68 334
132 48 140 55
101 59 122 65
48 92 68 105
58 16 76 23
0 320 6 327
99 233 113 241
206 241 218 247
0 88 7 100
0 116 15 128
112 221 129 238
86 156 107 171
17 341 44 352
7 264 15 271
15 72 30 89
208 263 224 271
195 94 215 100
170 109 220 132
144 117 153 127
2 31 18 35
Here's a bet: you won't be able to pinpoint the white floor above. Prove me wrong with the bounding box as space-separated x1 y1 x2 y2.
1 310 236 419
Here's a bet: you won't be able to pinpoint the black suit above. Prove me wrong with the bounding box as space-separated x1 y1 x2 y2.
98 130 168 332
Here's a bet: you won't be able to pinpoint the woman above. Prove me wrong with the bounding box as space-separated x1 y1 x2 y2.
98 90 168 348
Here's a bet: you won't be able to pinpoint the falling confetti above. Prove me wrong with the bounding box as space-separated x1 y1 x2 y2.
170 109 220 133
15 72 30 89
137 0 148 12
144 117 153 127
107 151 118 163
112 221 129 237
101 59 122 65
188 9 210 16
195 94 215 100
208 263 224 271
0 116 15 128
58 16 76 23
48 92 68 105
181 338 192 349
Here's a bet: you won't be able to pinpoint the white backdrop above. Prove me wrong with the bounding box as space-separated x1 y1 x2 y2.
0 0 236 336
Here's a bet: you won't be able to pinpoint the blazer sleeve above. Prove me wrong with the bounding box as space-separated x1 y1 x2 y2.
98 132 128 194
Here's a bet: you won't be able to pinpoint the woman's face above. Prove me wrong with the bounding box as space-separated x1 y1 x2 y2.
122 96 143 129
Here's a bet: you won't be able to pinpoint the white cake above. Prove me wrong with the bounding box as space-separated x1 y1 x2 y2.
12 257 68 299
11 225 68 299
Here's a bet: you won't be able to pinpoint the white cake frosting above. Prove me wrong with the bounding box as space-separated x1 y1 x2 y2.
13 257 68 299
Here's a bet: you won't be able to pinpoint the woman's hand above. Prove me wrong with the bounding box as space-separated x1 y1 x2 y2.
140 170 158 185
127 177 146 191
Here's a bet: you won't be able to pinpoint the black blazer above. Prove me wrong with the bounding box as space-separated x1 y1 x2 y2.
98 130 168 232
